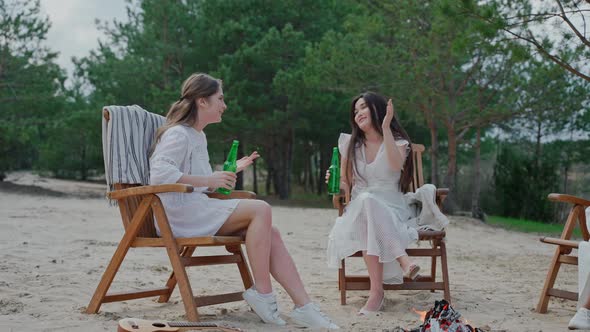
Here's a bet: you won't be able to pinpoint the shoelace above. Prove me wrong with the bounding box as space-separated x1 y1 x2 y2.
269 300 280 320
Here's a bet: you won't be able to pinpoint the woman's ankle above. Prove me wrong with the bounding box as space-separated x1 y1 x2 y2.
397 255 412 270
368 289 384 298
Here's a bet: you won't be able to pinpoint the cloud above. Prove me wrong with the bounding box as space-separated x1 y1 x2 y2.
39 0 128 77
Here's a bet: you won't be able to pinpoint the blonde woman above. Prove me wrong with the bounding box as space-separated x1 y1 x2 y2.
150 73 338 329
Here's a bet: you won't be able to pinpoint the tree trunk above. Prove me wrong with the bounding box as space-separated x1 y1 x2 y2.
317 145 328 195
80 143 87 181
271 132 293 200
266 146 273 196
426 115 439 186
302 143 312 191
535 119 542 170
316 148 322 195
252 158 258 194
444 120 458 214
471 127 484 220
236 141 244 190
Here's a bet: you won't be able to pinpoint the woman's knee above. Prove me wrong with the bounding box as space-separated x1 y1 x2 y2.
253 200 272 227
271 226 283 241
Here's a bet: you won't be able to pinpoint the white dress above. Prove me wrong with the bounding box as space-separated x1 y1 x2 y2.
149 125 239 237
327 133 418 284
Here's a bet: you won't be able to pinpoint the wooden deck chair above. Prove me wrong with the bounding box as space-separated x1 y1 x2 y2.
536 193 590 313
332 143 451 305
86 109 254 321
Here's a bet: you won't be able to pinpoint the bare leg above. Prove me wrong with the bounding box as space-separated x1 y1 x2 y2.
397 254 415 272
578 276 590 309
362 253 384 311
216 200 273 294
268 227 310 306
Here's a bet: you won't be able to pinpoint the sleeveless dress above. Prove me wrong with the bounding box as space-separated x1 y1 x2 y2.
326 133 418 284
149 125 239 237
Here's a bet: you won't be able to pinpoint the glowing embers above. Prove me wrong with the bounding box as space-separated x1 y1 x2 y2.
397 300 485 332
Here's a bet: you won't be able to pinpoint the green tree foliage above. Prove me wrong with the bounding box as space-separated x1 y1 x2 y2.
0 0 66 175
492 144 559 222
4 0 588 223
75 0 355 198
36 78 103 180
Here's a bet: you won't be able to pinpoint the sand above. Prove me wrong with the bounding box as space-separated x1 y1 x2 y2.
0 172 580 331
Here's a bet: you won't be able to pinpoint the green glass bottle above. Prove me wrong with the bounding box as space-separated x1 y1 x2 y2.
328 147 340 195
217 140 239 195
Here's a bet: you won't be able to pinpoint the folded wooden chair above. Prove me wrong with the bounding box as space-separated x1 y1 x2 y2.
86 108 254 321
333 143 451 305
536 193 590 313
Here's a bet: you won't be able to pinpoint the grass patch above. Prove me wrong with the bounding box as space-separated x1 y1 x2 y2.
487 215 583 238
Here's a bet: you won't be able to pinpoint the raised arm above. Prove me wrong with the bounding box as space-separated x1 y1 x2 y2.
382 99 407 171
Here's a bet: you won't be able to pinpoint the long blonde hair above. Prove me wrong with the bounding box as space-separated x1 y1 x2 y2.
151 73 221 154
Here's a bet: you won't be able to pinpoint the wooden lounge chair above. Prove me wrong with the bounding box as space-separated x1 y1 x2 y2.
332 143 451 305
536 193 590 313
85 108 254 321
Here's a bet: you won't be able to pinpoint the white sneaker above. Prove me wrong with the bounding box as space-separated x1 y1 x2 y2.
242 288 286 325
569 307 590 330
289 302 340 329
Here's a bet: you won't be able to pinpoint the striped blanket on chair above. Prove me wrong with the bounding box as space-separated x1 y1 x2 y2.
101 105 166 195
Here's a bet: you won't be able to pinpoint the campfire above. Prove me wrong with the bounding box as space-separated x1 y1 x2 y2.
398 300 485 332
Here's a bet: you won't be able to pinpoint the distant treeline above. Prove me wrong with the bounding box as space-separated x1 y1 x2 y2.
1 0 589 223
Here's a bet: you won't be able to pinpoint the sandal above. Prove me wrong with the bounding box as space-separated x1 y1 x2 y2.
358 295 385 316
403 264 420 281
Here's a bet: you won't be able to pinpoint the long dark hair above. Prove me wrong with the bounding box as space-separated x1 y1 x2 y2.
344 92 414 193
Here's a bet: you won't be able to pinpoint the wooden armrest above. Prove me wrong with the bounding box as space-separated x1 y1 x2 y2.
436 188 450 196
540 236 579 248
205 190 257 200
332 189 350 210
548 193 590 207
108 184 194 199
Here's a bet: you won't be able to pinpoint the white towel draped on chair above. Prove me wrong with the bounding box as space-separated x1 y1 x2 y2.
404 183 449 231
101 105 165 194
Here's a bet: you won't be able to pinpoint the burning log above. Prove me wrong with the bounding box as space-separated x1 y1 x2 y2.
398 300 486 332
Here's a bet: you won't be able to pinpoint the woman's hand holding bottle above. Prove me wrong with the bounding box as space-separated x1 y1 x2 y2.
209 171 237 190
325 169 350 203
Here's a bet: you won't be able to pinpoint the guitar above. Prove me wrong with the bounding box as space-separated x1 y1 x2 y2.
117 318 242 332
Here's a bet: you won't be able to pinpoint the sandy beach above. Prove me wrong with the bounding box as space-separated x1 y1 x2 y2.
0 172 580 331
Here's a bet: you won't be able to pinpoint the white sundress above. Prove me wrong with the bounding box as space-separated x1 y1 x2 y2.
327 133 418 284
149 125 239 238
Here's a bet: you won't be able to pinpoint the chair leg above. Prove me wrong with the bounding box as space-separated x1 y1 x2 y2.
153 202 199 321
440 240 451 303
227 245 254 290
339 259 347 305
536 246 563 313
158 246 197 303
86 196 153 314
430 241 437 292
86 236 134 313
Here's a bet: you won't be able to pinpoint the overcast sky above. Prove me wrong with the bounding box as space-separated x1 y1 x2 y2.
39 0 128 78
